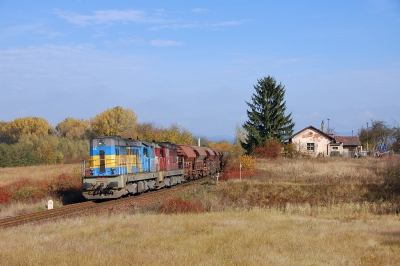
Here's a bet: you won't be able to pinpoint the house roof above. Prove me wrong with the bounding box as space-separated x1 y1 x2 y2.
285 125 336 142
334 136 361 146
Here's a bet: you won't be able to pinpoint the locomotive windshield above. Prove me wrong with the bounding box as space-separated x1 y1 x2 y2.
100 150 105 172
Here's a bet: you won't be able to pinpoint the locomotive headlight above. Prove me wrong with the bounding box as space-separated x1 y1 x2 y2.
98 140 105 146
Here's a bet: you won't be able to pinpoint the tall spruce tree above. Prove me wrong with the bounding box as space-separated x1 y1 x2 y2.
241 76 295 154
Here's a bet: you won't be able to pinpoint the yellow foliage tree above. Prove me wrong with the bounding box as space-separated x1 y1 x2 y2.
56 117 90 140
134 122 162 142
213 140 232 151
90 106 138 137
1 117 53 143
239 154 256 172
134 122 194 145
164 123 194 145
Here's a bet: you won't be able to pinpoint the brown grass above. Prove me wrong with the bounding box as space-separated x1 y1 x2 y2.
0 210 399 265
0 164 80 186
215 157 400 215
0 198 64 218
1 157 400 265
0 164 81 217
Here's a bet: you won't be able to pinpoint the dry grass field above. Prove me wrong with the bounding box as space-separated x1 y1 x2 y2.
1 157 400 265
0 163 83 216
0 163 80 186
0 209 399 265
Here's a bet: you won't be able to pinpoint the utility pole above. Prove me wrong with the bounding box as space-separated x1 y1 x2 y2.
327 118 330 133
366 122 369 152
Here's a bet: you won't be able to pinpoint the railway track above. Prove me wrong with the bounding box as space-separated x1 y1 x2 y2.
0 178 210 228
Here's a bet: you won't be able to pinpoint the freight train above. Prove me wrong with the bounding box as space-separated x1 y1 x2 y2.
81 136 224 200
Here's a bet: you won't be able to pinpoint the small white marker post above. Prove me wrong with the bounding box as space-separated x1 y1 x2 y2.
47 200 53 210
240 162 242 181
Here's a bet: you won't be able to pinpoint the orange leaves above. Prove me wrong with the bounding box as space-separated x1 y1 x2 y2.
208 140 231 151
254 139 283 159
0 173 81 204
222 154 256 181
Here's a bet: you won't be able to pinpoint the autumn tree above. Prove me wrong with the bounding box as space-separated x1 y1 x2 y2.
210 140 231 151
56 117 90 140
1 117 53 143
134 122 194 145
0 121 6 142
392 125 400 152
230 125 246 160
242 76 294 154
359 120 394 151
135 122 164 142
90 106 138 138
164 123 194 145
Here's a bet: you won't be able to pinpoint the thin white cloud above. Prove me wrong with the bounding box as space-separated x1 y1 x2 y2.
149 39 183 47
275 58 303 64
2 23 63 39
192 8 208 14
34 28 64 39
149 20 250 31
54 9 249 31
148 23 199 30
54 9 165 26
210 20 249 27
117 38 146 46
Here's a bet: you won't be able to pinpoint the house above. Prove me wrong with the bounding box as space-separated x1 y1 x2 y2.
285 123 343 157
334 136 362 157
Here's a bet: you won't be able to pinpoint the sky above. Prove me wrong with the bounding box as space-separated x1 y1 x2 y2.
1 0 399 142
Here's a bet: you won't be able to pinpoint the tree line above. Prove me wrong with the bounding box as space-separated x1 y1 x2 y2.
358 120 400 152
0 106 231 167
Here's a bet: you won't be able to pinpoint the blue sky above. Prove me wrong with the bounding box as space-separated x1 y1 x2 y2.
1 0 399 141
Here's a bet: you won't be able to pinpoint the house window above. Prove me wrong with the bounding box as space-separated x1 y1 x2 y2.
307 143 315 152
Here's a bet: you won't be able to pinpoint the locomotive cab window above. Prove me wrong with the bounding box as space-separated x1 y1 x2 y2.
160 149 164 158
143 148 148 158
100 150 106 172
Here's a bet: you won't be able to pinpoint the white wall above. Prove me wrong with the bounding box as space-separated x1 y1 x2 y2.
292 128 342 157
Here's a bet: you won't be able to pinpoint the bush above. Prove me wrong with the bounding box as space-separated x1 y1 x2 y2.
254 139 283 158
159 197 204 214
221 154 256 181
219 169 254 181
0 172 82 204
51 173 81 193
0 178 50 203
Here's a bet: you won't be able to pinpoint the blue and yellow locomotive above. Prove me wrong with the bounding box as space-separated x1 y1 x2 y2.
82 136 185 200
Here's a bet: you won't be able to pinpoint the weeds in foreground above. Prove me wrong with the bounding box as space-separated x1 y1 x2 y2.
1 209 399 265
213 157 400 215
0 171 83 204
159 197 204 214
